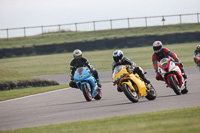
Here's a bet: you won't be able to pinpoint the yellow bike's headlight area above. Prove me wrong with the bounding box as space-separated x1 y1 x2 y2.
113 73 127 83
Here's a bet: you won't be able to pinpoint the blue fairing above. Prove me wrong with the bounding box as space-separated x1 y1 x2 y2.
74 67 98 98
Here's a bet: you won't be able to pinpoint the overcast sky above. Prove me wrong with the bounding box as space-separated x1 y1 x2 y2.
0 0 200 29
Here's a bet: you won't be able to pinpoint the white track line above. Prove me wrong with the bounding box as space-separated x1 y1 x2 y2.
0 87 71 104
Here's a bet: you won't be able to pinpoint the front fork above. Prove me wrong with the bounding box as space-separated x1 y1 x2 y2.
80 82 98 98
165 71 183 88
121 81 134 91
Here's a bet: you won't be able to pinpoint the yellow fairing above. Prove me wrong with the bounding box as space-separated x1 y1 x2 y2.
112 65 147 98
129 74 147 98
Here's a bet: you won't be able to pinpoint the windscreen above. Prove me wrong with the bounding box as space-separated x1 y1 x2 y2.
113 65 123 74
160 58 169 67
76 67 84 75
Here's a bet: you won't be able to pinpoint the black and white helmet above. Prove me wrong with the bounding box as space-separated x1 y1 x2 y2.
113 50 124 62
196 45 200 51
73 49 82 59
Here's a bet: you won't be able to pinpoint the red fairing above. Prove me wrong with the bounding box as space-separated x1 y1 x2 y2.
165 74 174 86
195 55 200 64
175 70 182 88
166 71 182 88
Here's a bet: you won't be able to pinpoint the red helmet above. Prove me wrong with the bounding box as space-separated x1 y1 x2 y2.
153 41 163 53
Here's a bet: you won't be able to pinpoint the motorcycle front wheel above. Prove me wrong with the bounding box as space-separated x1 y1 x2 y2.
82 84 92 101
168 75 181 95
122 83 139 103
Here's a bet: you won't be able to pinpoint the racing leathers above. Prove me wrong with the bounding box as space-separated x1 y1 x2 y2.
112 57 150 92
152 48 187 80
193 49 200 66
69 57 101 88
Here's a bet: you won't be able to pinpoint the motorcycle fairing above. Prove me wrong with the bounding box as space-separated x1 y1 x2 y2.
128 74 147 98
159 58 183 88
74 67 98 98
112 65 147 98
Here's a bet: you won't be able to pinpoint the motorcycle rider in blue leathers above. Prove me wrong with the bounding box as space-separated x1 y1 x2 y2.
112 50 150 92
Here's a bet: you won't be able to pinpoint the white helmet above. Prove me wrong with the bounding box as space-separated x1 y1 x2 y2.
113 50 123 62
73 49 82 58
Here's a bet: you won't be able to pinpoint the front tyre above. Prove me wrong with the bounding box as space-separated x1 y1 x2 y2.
145 84 157 100
82 84 92 101
122 83 138 103
168 75 181 95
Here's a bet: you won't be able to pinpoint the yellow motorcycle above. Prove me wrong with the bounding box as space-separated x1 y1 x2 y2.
112 65 157 103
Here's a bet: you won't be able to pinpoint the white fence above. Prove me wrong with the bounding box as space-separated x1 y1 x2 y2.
0 13 199 39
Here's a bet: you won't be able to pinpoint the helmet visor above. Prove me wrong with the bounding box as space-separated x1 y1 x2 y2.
74 55 82 59
153 45 162 51
113 56 121 62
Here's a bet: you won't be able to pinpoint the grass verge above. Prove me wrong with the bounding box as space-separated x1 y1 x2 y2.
0 42 198 76
0 69 36 83
1 106 200 133
0 85 68 101
0 68 59 91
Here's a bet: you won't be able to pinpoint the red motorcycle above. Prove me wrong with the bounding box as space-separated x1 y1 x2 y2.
194 53 200 71
157 58 188 95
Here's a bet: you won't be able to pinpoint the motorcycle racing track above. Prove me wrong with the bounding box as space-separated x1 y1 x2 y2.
0 67 200 131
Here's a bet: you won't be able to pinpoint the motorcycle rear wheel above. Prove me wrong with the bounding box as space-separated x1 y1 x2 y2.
122 83 139 103
168 75 181 95
145 84 157 100
82 84 92 101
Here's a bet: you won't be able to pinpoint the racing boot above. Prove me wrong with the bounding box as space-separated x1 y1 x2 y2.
96 79 102 88
182 74 187 80
143 78 151 90
181 80 188 94
139 73 150 85
181 69 187 80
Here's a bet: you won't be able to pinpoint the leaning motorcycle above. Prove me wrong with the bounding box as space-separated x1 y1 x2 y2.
157 58 188 95
74 67 102 101
194 53 200 71
112 65 156 103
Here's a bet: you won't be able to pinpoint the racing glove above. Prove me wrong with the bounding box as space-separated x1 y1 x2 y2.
71 77 74 81
174 58 179 63
155 69 159 74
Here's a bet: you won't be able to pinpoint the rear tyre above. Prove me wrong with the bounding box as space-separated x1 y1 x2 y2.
181 88 188 94
122 83 138 103
168 75 181 95
82 84 92 101
145 84 157 100
94 89 102 100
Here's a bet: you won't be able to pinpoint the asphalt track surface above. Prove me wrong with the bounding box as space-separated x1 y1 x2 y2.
0 67 200 131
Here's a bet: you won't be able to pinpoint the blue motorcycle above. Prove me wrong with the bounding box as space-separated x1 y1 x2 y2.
74 67 102 101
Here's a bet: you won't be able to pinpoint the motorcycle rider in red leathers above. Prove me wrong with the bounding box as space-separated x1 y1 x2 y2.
152 41 187 81
193 45 200 66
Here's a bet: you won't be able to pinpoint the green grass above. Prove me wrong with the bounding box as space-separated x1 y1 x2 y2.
0 42 198 76
0 69 67 101
1 106 200 133
0 69 34 83
0 85 68 101
0 23 200 49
